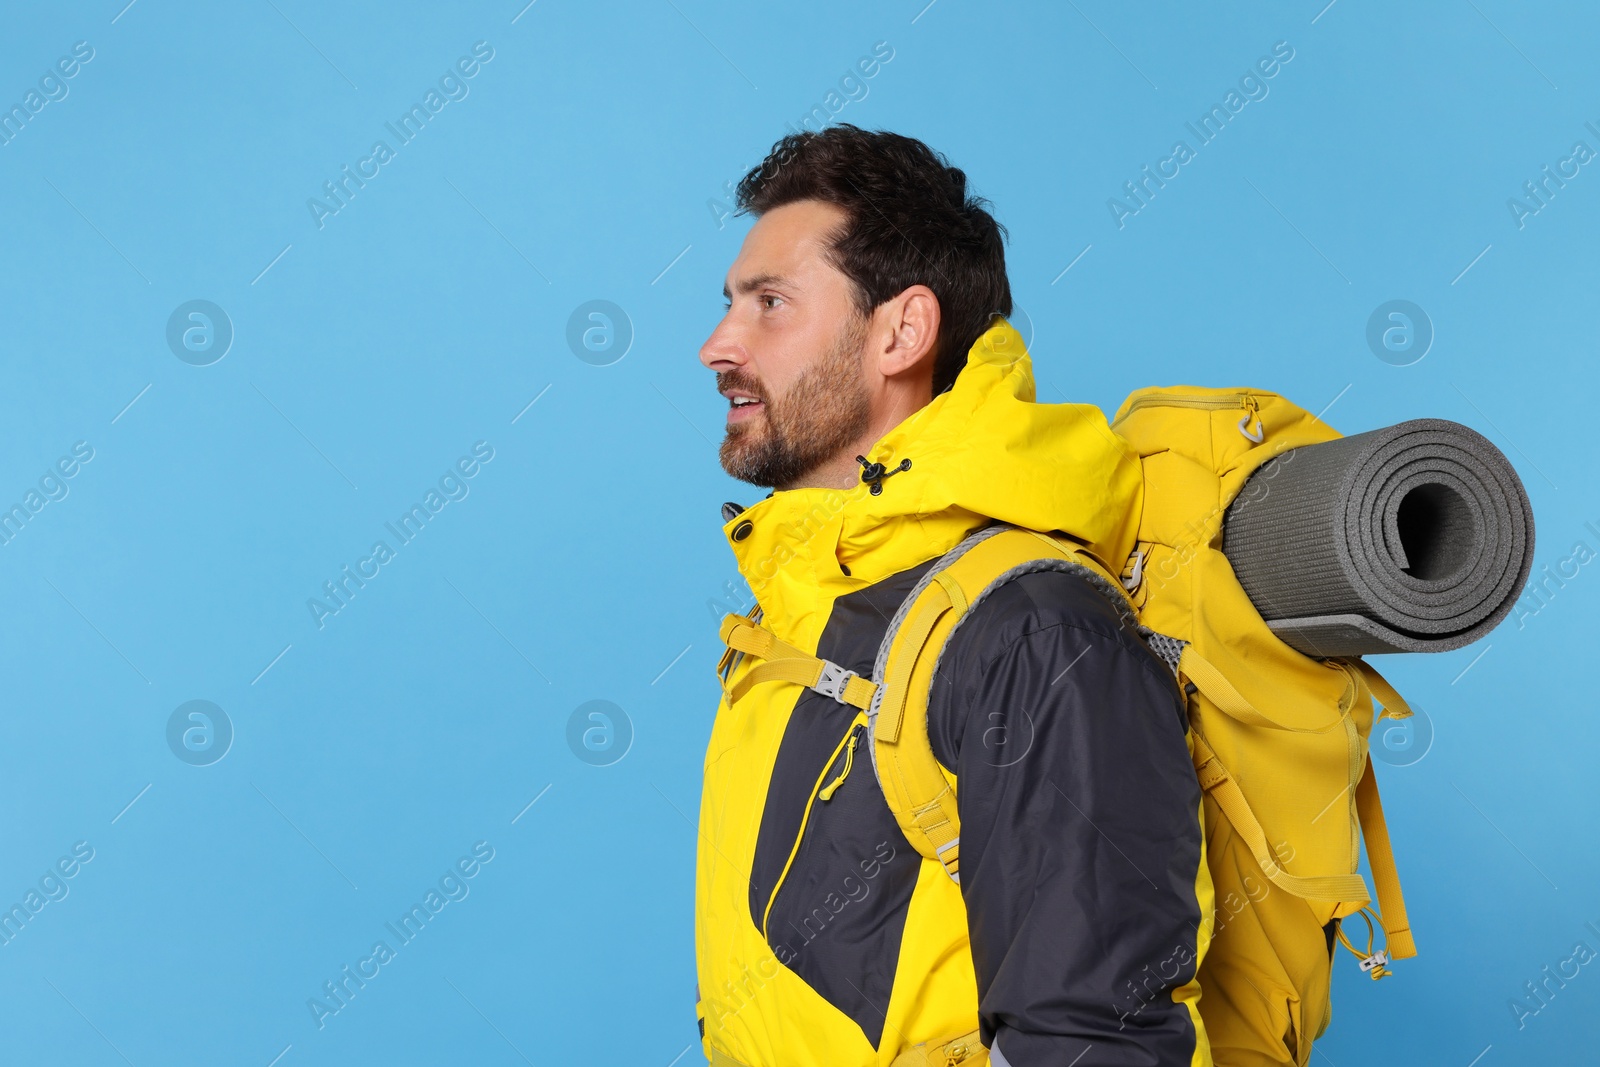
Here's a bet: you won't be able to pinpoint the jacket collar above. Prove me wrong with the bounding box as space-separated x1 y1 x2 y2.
722 319 1142 644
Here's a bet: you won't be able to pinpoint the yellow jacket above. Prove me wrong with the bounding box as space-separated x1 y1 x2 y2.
696 321 1210 1066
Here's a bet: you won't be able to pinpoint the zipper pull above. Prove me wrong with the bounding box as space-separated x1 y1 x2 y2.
819 726 862 801
1237 394 1264 443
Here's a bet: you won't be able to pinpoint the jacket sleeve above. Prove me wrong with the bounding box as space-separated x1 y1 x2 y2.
927 581 1206 1066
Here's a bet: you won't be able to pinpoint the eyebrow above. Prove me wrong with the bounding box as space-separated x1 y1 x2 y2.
722 272 792 300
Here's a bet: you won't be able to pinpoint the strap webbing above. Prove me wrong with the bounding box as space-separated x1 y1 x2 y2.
1354 750 1417 959
1180 645 1344 735
1353 659 1415 720
1191 732 1372 905
1346 658 1417 957
718 615 877 710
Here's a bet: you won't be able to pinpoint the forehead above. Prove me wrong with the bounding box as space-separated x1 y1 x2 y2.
723 199 850 297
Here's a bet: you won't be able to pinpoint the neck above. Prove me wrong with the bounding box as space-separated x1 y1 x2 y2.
776 379 932 492
781 448 873 493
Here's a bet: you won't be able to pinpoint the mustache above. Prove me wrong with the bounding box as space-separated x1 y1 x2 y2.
716 370 766 402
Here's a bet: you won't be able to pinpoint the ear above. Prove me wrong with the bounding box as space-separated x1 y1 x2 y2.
872 285 941 379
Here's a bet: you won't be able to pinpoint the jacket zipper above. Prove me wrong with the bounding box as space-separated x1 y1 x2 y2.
761 719 867 939
818 726 861 801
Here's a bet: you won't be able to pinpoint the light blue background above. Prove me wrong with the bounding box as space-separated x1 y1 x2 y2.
0 1 1595 1064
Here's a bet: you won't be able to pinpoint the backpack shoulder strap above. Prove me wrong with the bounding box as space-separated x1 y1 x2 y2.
868 524 1129 883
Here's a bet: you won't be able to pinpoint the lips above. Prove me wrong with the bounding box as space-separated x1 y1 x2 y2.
727 395 765 423
720 382 766 424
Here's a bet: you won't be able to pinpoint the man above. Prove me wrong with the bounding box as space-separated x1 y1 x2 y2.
694 125 1210 1067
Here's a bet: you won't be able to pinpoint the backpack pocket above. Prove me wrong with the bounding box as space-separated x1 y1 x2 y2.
1199 791 1339 1067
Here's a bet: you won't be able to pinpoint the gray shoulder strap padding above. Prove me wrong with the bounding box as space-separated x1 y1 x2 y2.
929 554 1162 686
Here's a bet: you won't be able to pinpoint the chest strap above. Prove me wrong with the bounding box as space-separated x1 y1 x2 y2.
717 615 879 711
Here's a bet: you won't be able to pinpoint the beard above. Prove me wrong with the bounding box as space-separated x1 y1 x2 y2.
718 315 872 489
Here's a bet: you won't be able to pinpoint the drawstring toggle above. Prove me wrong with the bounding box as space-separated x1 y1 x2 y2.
857 455 912 496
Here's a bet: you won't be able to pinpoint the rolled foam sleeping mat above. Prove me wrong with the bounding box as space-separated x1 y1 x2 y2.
1221 419 1535 657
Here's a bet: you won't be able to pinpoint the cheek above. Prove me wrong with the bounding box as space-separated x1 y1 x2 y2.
741 349 786 400
753 329 827 399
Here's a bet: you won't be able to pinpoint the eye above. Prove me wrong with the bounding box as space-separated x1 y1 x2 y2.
762 294 782 310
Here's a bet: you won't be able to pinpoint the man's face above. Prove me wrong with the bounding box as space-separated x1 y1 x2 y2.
699 200 872 490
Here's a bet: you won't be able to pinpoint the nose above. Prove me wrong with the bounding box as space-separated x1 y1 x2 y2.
699 313 747 373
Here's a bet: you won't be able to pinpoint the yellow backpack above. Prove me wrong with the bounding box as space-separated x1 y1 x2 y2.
1115 387 1415 1061
717 385 1419 1066
869 386 1416 1065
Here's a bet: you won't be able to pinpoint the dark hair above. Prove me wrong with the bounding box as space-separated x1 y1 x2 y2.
733 125 1011 396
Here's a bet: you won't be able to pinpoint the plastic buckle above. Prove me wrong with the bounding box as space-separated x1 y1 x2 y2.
813 660 857 704
1358 950 1389 974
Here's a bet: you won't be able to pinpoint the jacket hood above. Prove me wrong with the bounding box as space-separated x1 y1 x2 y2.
723 318 1142 643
